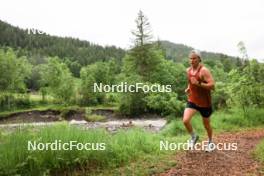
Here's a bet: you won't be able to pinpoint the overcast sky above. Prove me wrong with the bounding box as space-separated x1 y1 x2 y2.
0 0 263 61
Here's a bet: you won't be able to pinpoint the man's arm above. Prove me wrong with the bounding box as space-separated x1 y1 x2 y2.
199 68 215 90
185 68 191 93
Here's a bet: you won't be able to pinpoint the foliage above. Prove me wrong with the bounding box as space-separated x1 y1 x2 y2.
226 60 264 116
0 93 31 111
0 48 32 92
145 91 184 116
79 61 118 105
132 10 153 46
0 48 32 110
119 11 179 115
39 57 75 103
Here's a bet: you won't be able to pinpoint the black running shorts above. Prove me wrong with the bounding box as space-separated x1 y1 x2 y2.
186 101 213 118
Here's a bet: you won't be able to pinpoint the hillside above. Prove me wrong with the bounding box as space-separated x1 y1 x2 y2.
0 20 126 66
160 40 241 71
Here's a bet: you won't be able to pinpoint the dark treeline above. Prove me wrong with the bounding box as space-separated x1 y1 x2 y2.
0 20 125 68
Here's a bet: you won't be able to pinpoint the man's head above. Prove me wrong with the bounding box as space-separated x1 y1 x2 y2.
189 50 201 67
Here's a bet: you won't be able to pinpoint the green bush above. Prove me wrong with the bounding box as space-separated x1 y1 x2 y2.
0 93 32 111
244 108 264 126
106 93 119 103
119 92 147 116
145 91 184 116
39 57 75 104
212 82 229 110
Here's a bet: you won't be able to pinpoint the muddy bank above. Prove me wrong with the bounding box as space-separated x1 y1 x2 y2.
0 109 167 132
0 109 105 124
0 110 61 124
0 109 165 124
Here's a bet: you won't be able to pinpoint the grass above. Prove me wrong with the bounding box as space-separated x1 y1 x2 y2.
84 107 106 122
162 107 264 138
0 92 59 119
89 104 119 111
0 123 178 176
254 140 264 163
85 114 106 122
253 139 264 174
28 93 54 102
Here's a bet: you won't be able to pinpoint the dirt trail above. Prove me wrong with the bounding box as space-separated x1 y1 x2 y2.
159 129 264 176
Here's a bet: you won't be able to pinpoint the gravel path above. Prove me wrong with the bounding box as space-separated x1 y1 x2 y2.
159 129 264 176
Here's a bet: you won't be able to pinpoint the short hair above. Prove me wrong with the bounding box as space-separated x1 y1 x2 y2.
190 50 202 61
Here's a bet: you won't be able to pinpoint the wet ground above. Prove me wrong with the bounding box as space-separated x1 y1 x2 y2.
0 109 167 132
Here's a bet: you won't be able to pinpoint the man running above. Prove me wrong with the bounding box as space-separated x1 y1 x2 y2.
183 50 215 152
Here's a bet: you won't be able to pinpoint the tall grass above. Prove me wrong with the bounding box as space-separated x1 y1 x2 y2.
161 108 264 137
0 123 168 175
254 139 264 163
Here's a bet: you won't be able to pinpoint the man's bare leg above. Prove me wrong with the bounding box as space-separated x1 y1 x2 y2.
202 117 213 141
183 108 197 134
183 108 199 148
203 117 214 152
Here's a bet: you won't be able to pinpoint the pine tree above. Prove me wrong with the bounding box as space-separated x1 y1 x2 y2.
128 10 162 81
131 10 153 47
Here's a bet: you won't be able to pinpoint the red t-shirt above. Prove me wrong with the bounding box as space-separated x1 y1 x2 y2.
187 65 211 107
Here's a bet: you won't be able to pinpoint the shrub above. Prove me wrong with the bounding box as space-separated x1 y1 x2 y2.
145 91 184 116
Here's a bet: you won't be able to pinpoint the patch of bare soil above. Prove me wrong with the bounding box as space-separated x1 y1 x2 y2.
159 129 264 176
0 110 61 124
92 109 163 121
0 109 164 125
